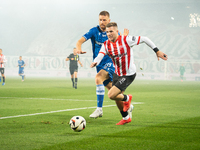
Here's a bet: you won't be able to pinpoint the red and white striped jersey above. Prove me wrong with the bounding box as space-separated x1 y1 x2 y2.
0 54 6 68
94 35 157 76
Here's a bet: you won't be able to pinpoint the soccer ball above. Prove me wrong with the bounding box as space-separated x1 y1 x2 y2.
69 116 86 132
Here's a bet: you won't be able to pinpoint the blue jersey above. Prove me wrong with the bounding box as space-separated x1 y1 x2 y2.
18 60 25 69
83 25 113 67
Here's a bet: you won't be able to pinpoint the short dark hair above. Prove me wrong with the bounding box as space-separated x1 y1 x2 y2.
106 22 118 28
99 11 110 17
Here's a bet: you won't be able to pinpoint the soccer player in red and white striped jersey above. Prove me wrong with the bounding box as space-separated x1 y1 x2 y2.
91 22 168 125
0 48 6 85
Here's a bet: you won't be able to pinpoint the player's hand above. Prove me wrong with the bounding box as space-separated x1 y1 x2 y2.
122 28 129 36
90 62 97 68
77 50 86 54
156 51 168 61
71 58 74 60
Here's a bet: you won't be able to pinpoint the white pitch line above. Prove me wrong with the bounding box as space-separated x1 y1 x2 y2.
0 102 144 120
0 97 99 102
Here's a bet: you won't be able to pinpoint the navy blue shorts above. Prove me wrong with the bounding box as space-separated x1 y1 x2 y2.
96 62 115 86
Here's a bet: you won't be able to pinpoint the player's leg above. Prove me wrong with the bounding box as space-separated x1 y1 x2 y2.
19 69 22 80
74 67 78 89
21 74 25 81
74 71 78 89
109 73 136 125
0 68 2 82
70 68 74 88
180 73 184 81
2 74 5 85
106 82 134 119
89 69 108 118
1 68 5 85
71 74 74 88
20 69 25 81
108 86 132 125
22 69 25 81
105 82 124 111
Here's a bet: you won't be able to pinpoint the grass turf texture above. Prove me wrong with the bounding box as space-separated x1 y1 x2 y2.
0 78 200 150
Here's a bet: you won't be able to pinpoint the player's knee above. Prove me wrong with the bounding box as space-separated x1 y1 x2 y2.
95 74 103 84
107 91 115 100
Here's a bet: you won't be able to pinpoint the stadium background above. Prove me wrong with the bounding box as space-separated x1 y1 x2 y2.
0 0 200 80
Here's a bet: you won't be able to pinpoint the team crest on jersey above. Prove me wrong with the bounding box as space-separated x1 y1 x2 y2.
109 52 127 59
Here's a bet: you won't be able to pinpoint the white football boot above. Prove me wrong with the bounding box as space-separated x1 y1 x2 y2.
89 109 103 118
127 104 134 119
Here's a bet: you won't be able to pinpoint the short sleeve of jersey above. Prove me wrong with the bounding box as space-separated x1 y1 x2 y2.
67 54 72 59
126 35 141 47
83 27 96 41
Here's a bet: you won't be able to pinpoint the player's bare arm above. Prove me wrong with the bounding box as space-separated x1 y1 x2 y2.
90 62 97 68
78 60 83 67
76 37 87 54
156 51 168 61
65 58 69 61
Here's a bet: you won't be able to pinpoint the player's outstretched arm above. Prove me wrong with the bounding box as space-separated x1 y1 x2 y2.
90 62 97 68
90 52 105 68
156 51 168 61
76 37 87 54
137 36 168 61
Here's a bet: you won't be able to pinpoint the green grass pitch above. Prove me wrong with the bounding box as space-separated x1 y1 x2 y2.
0 78 200 150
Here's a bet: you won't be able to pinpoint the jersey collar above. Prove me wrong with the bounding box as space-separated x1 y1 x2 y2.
97 25 106 33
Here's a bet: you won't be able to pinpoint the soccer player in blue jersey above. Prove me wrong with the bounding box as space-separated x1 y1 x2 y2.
17 56 25 81
76 11 132 120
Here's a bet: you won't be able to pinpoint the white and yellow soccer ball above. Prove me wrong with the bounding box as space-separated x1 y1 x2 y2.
69 116 86 132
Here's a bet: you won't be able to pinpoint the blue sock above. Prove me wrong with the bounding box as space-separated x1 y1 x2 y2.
96 84 105 108
22 75 24 80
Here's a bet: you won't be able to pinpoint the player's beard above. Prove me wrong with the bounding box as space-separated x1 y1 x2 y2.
100 24 106 31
